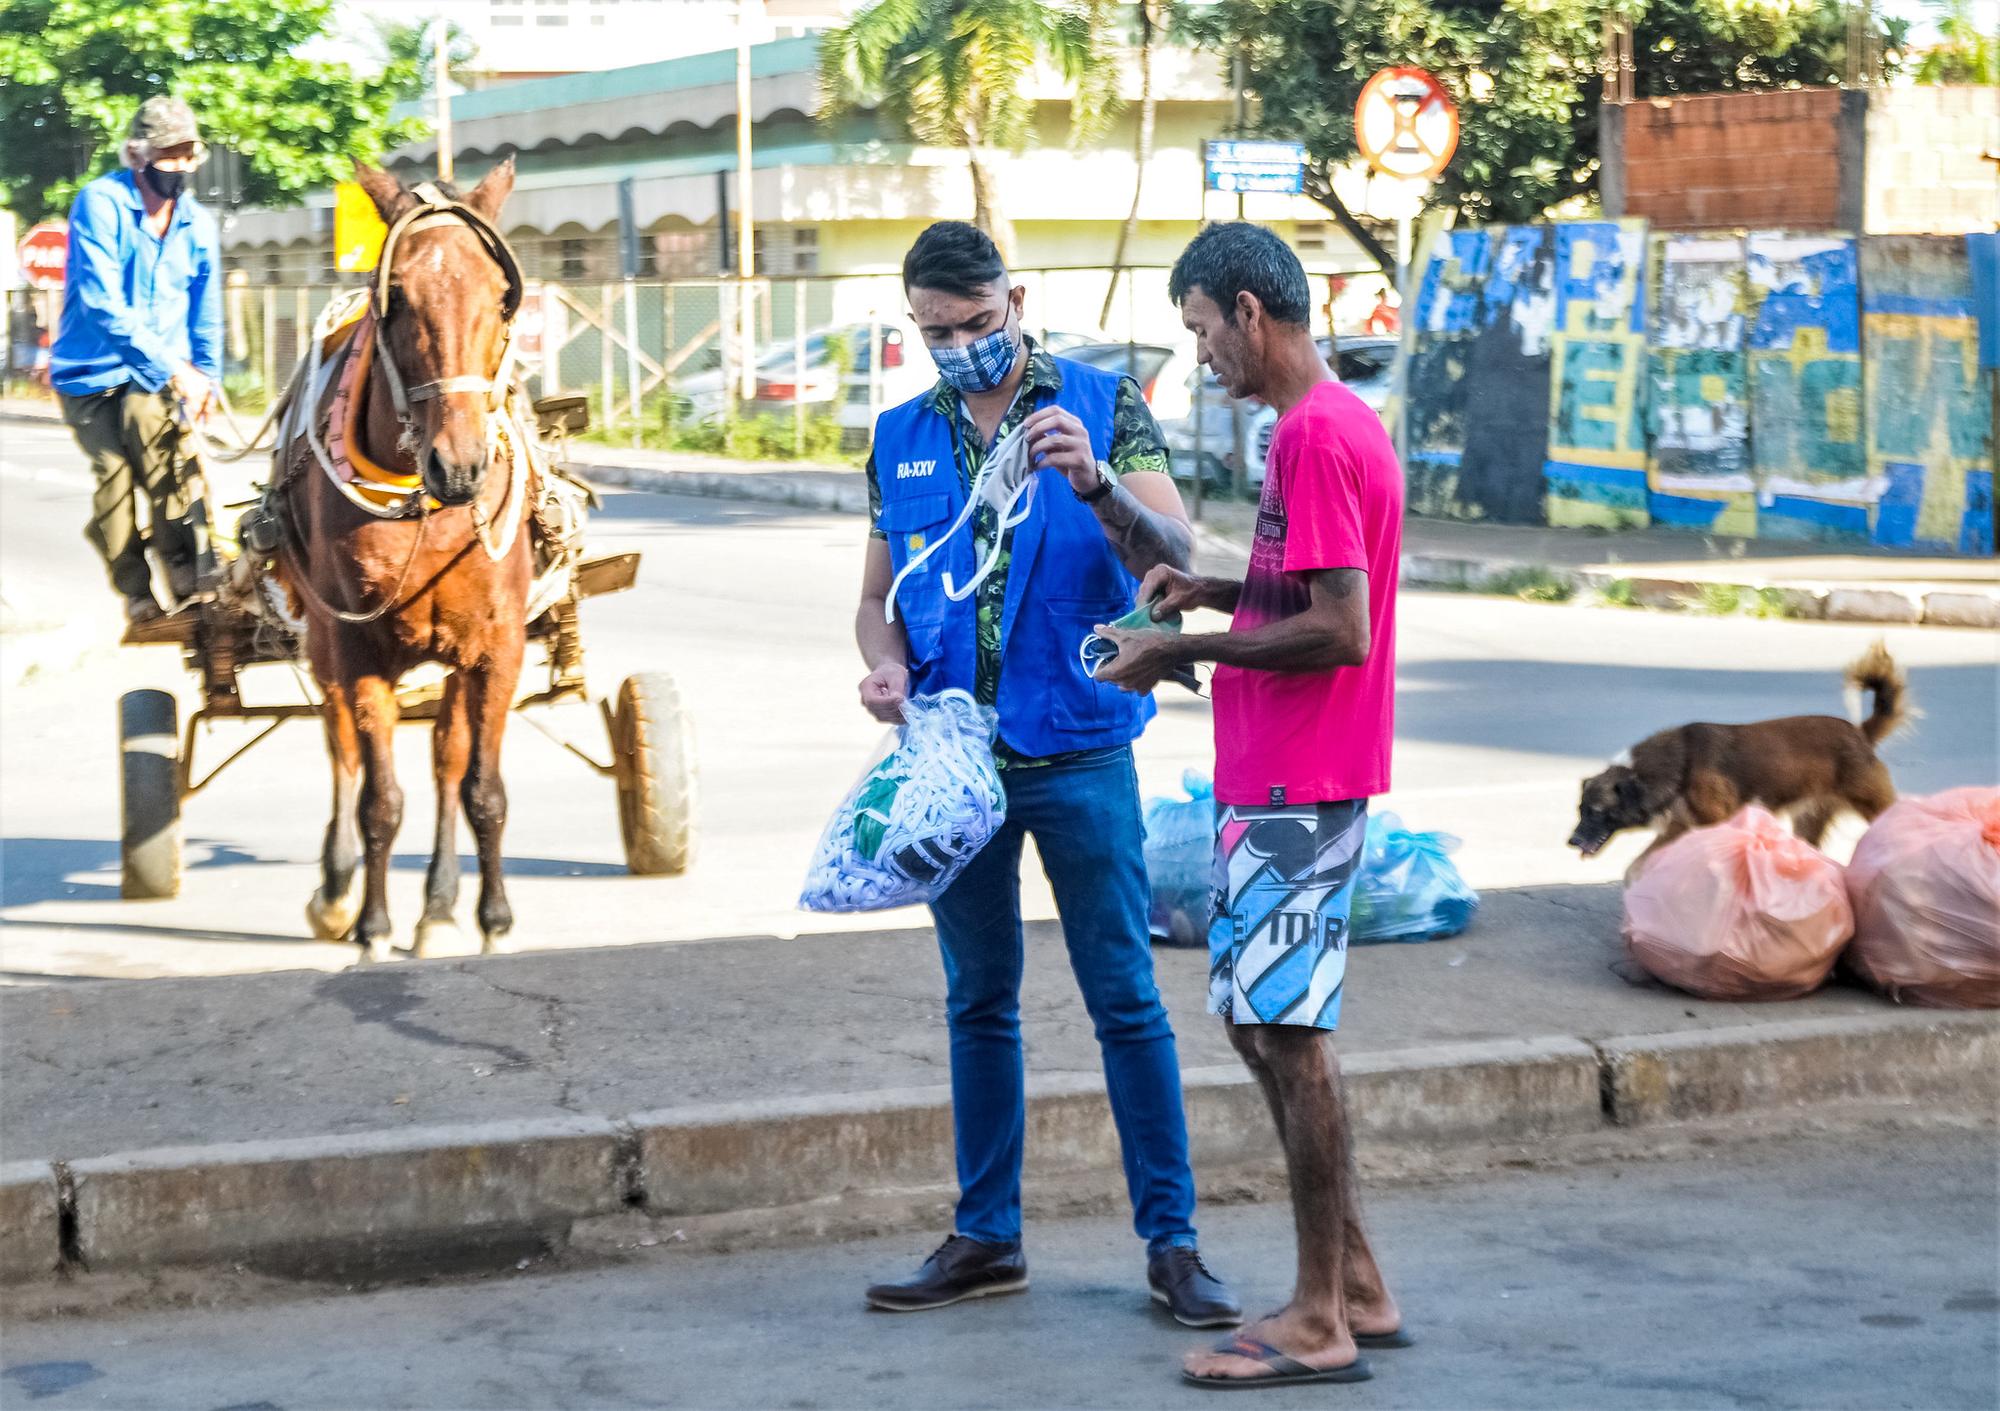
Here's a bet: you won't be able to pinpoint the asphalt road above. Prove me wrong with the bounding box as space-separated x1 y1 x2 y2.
2 415 1996 978
2 1127 1994 1410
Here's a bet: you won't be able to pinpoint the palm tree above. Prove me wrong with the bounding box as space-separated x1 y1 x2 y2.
1100 0 1160 327
370 15 481 100
820 0 1119 262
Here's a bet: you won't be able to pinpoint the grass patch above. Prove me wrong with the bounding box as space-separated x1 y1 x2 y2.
1692 582 1743 616
1483 566 1576 603
1598 577 1640 609
1750 587 1795 620
580 393 857 465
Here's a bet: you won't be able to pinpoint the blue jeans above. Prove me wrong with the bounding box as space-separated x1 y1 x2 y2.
929 745 1199 1255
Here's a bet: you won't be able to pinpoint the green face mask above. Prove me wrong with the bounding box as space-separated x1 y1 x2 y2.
1080 598 1202 694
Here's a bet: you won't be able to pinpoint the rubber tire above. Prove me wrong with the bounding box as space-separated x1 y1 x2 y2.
612 672 697 876
119 689 183 899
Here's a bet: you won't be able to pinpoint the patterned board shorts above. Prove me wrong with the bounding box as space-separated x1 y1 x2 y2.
1208 798 1369 1030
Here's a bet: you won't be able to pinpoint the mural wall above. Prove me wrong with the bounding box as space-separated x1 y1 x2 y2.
1399 220 1997 553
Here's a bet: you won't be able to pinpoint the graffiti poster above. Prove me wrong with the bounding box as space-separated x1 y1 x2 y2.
1402 226 1556 523
1645 235 1757 536
1745 233 1868 541
1544 220 1651 530
1862 236 1994 554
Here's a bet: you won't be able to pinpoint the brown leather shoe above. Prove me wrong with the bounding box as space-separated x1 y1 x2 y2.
865 1235 1027 1312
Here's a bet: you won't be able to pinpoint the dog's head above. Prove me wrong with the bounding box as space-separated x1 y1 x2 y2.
1569 765 1651 858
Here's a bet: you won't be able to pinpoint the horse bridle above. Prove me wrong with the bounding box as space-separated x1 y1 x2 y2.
370 181 526 432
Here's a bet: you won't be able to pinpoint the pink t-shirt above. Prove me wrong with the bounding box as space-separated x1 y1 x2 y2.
1212 379 1404 806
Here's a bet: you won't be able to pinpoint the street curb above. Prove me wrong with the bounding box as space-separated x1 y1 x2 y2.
580 459 869 516
1389 553 1998 630
2 1011 1990 1284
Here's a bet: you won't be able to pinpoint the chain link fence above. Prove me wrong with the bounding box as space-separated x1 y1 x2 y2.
6 265 1327 497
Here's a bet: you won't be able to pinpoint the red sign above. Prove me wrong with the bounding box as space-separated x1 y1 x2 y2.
1355 68 1459 182
17 221 68 290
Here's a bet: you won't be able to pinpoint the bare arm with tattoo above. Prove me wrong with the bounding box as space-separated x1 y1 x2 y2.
1020 404 1192 576
1093 568 1370 693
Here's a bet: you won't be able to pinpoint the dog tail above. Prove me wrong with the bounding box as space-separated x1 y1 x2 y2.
1844 640 1911 745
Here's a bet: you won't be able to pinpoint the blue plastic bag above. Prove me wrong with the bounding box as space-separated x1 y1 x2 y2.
1143 771 1215 947
1351 812 1479 943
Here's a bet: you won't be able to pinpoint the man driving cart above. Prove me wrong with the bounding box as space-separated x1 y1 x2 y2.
49 95 222 626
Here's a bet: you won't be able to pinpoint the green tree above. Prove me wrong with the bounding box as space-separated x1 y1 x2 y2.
1101 0 1162 326
0 0 426 224
1912 0 1998 83
819 0 1121 261
1178 0 1895 274
370 13 483 100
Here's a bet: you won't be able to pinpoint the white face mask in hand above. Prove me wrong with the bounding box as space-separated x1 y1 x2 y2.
885 420 1038 624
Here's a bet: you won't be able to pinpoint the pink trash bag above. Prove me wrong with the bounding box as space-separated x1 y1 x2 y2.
1844 787 2000 1010
1621 806 1853 1001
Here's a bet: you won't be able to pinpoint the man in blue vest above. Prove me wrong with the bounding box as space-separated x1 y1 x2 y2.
854 222 1240 1327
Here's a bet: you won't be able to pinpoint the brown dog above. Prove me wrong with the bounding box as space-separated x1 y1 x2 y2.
1569 642 1910 871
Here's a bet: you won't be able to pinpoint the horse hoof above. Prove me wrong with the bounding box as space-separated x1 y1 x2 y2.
412 918 466 958
306 879 363 941
480 929 512 956
362 936 399 965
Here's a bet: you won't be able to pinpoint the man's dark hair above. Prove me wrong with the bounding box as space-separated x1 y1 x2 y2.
1169 222 1311 326
903 221 1007 297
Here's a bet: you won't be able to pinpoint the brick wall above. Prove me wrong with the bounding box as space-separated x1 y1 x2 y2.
1863 86 2000 236
1617 89 1851 230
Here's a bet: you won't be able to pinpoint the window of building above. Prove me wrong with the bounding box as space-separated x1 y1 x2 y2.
636 235 659 278
654 229 709 280
791 226 819 275
560 238 587 280
1294 222 1331 254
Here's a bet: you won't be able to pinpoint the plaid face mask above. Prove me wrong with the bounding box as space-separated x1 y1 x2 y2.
929 316 1020 393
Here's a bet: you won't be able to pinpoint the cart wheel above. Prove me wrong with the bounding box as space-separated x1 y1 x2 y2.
611 673 697 875
120 689 183 899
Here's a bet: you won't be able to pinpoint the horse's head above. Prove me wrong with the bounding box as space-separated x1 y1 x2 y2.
353 159 519 508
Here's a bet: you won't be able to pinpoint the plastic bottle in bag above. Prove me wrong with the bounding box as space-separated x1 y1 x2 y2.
1620 805 1852 1001
1844 787 2000 1010
799 690 1007 913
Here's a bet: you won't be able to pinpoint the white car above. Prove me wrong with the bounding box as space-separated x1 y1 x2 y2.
1159 336 1398 488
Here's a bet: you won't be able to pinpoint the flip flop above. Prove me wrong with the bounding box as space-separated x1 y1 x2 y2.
1182 1337 1373 1390
1356 1325 1416 1349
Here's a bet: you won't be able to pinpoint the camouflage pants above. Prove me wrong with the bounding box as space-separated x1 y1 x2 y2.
59 384 200 599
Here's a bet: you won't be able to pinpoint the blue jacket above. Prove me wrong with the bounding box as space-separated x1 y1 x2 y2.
50 170 222 398
875 356 1154 759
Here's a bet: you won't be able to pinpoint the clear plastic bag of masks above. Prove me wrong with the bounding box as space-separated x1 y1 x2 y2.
799 689 1009 913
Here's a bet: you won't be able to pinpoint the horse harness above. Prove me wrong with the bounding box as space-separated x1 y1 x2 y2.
266 184 534 623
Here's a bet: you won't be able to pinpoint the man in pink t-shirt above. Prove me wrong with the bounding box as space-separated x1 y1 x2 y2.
1095 223 1406 1390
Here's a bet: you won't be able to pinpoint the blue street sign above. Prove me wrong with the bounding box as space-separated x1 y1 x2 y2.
1205 139 1307 194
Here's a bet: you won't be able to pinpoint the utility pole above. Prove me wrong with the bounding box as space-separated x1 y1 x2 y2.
736 1 759 402
433 16 454 184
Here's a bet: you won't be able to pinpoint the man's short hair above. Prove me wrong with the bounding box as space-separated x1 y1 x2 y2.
1169 222 1311 326
903 221 1007 298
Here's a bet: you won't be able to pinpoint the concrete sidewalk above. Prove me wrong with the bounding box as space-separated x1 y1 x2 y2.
2 881 1992 1285
5 395 1992 626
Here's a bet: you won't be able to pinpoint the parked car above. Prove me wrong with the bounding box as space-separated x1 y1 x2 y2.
675 321 928 431
1159 336 1398 487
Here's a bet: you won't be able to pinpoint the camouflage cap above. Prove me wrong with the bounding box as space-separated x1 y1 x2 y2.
129 96 202 150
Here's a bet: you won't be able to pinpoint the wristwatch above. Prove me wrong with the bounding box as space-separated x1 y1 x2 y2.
1077 460 1117 504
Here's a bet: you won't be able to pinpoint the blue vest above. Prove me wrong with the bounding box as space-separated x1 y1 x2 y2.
874 357 1154 759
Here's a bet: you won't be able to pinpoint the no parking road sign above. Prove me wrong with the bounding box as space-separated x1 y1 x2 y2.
1355 67 1459 182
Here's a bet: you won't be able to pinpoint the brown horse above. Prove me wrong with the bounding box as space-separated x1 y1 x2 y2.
277 160 531 961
